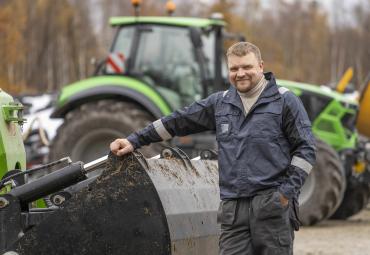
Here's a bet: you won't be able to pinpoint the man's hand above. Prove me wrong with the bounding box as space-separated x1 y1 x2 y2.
110 138 134 156
279 193 289 207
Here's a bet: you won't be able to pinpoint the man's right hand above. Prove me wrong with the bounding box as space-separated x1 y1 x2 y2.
110 138 134 156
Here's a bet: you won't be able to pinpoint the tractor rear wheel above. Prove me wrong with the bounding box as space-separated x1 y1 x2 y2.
330 174 370 219
298 139 346 225
49 100 165 164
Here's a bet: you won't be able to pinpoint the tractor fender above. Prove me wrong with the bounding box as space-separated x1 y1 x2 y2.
51 85 171 120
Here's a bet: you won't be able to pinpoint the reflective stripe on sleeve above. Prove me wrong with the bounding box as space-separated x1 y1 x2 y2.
291 156 313 175
153 119 172 140
278 87 289 95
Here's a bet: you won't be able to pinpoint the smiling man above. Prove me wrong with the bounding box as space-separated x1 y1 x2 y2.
228 48 264 93
110 42 316 255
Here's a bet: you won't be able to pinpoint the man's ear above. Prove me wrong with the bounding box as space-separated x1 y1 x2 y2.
259 60 264 70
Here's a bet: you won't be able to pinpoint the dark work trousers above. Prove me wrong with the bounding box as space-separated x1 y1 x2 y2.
217 189 300 255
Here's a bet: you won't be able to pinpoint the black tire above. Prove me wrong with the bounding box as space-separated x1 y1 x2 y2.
49 100 166 163
330 174 370 219
298 139 346 225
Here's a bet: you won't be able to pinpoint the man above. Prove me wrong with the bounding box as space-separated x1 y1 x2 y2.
110 42 316 254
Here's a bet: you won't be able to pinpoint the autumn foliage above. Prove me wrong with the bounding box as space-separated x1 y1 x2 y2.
0 0 369 94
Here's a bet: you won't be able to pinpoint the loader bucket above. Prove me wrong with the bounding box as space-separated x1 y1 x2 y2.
11 150 220 255
357 80 370 138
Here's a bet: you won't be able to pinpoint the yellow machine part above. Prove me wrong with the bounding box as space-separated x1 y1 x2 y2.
336 67 354 93
357 80 370 137
353 161 366 174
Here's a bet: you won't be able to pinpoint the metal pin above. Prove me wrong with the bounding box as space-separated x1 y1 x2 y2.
83 155 108 173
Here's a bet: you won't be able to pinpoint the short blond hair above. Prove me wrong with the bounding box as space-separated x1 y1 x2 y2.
226 42 262 63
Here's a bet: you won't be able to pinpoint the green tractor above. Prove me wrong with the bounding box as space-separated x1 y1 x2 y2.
49 15 370 225
278 80 370 224
49 16 231 161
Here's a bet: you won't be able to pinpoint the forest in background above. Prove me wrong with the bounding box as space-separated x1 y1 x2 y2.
0 0 369 94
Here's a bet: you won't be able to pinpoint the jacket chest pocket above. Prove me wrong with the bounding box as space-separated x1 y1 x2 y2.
215 109 240 140
249 103 282 138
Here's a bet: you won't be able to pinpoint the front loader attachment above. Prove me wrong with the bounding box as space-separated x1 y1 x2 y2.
3 149 220 255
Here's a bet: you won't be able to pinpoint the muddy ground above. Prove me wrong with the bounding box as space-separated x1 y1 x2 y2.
294 205 370 255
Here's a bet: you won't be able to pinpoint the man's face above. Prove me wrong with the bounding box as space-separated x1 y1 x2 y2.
227 52 264 93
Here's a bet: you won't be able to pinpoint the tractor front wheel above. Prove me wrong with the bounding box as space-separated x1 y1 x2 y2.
49 100 165 164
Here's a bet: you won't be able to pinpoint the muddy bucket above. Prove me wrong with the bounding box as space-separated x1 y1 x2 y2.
11 149 221 255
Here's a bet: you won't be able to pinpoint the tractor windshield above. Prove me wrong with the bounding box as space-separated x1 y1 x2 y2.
200 29 227 82
112 25 204 109
111 26 135 58
201 30 215 79
200 28 229 92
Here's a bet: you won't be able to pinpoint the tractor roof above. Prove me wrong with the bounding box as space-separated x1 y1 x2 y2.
109 16 226 28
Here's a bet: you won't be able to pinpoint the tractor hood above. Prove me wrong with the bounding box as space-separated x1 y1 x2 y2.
278 79 359 106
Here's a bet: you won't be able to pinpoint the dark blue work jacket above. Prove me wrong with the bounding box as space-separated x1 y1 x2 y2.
128 72 316 200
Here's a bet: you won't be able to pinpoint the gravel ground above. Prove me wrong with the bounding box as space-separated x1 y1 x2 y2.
294 206 370 255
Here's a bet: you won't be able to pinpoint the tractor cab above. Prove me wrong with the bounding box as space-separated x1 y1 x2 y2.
98 16 230 109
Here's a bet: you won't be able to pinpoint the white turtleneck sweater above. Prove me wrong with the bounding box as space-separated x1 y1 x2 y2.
237 75 268 116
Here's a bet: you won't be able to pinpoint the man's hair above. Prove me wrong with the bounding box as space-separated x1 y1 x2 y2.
226 42 262 63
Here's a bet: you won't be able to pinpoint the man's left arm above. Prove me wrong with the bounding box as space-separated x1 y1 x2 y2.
278 91 317 200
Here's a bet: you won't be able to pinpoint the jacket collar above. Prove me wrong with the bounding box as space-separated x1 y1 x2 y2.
222 85 244 112
222 72 280 111
260 72 280 99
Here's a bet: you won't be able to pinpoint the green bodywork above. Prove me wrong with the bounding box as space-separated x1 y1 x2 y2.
57 76 172 116
0 91 49 206
278 80 358 151
312 100 357 150
109 16 226 28
0 90 26 178
277 79 358 105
